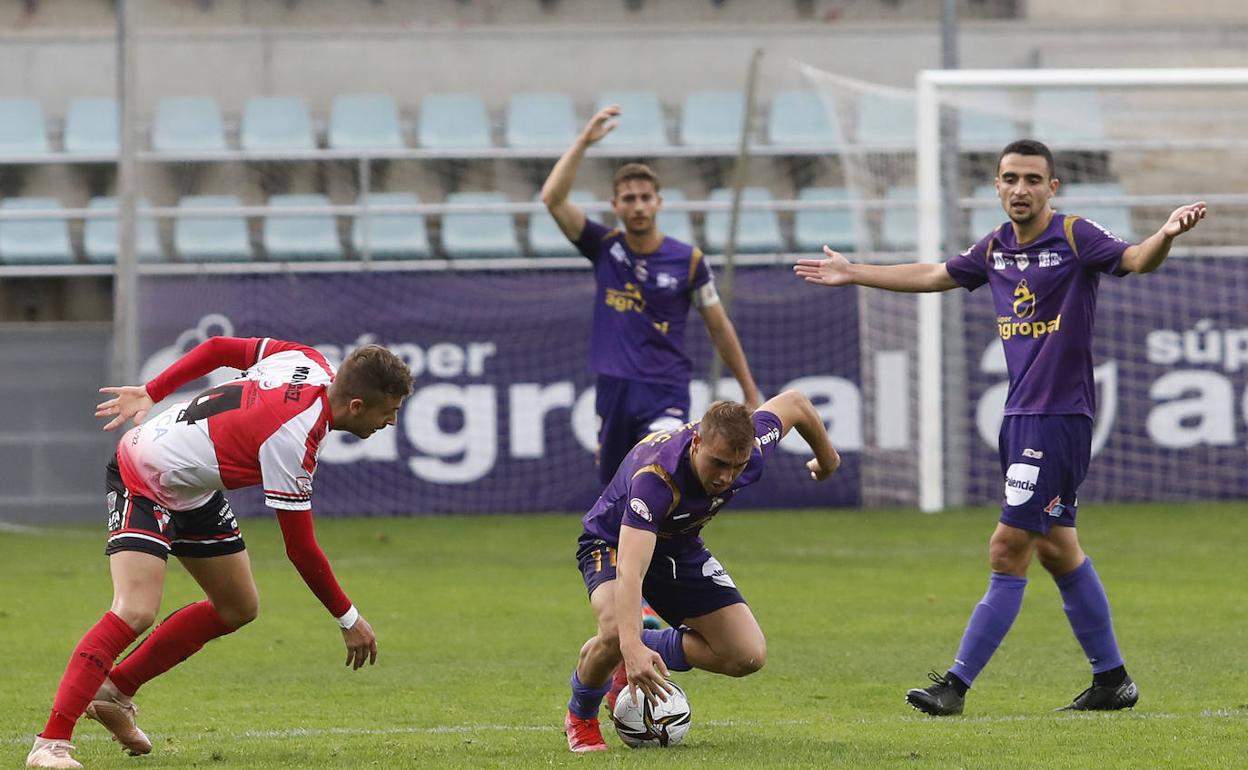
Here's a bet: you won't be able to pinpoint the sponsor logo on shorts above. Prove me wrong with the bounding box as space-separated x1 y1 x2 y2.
1004 462 1040 506
1022 447 1044 460
629 498 652 522
702 556 736 588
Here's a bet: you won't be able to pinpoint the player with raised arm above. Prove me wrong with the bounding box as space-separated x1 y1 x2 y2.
795 139 1206 716
562 391 841 752
26 338 413 769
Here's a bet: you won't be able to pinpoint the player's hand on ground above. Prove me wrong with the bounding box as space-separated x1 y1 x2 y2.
621 644 673 706
96 386 156 431
793 247 854 287
580 105 620 146
341 614 378 670
1161 201 1207 238
807 450 841 481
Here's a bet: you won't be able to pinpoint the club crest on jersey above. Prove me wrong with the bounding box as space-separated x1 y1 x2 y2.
634 262 649 282
1015 253 1030 271
629 497 652 522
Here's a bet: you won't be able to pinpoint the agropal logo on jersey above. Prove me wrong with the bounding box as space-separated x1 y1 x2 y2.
998 279 1062 341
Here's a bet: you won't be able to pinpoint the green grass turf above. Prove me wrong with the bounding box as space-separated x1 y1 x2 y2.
3 502 1246 768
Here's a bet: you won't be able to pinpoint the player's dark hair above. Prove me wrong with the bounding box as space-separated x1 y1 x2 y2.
613 163 661 197
699 401 755 453
998 139 1056 178
336 344 413 402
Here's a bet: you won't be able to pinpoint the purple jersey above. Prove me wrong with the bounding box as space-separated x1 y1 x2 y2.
580 410 784 556
945 213 1130 418
576 219 713 386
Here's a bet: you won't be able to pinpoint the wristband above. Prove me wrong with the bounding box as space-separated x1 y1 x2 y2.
336 605 359 630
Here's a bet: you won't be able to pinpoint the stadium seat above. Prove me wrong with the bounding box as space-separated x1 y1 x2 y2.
1057 182 1134 241
1033 89 1107 148
152 96 227 152
768 90 844 149
64 98 118 155
794 186 856 253
654 188 694 245
855 91 916 149
441 192 521 259
0 99 50 154
704 187 785 254
596 91 669 148
241 96 316 151
957 91 1016 149
969 184 1006 239
505 92 578 149
263 194 342 261
528 190 593 257
84 197 162 263
0 198 72 264
679 91 745 148
329 93 405 150
352 192 431 259
417 94 492 150
880 186 918 252
175 195 253 262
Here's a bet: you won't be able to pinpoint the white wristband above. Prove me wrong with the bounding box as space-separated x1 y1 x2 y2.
336 605 359 630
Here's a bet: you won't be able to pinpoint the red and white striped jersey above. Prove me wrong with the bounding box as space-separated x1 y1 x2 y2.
117 337 335 512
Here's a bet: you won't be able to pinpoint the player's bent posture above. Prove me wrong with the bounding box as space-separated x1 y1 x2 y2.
562 392 841 752
795 139 1207 716
542 104 762 487
26 338 412 769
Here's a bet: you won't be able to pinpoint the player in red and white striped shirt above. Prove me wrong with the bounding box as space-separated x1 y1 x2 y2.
27 337 412 770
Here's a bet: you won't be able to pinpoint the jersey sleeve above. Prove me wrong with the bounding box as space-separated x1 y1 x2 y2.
144 336 259 403
621 468 678 534
943 230 996 291
1070 216 1131 276
688 247 721 309
258 399 327 511
573 218 611 262
734 410 785 488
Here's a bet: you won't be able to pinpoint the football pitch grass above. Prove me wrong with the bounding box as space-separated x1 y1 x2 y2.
3 502 1245 769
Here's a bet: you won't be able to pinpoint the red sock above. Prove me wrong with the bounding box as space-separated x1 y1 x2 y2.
41 612 137 740
110 601 236 698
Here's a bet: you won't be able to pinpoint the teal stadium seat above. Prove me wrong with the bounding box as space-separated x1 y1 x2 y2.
241 96 316 151
64 99 118 155
0 198 72 264
679 91 745 148
1058 182 1133 241
84 197 162 263
441 192 521 259
654 188 694 245
152 96 227 152
856 91 916 150
596 91 669 148
264 194 342 261
352 192 431 259
957 91 1016 149
970 184 1006 239
505 93 578 149
1033 89 1107 148
880 186 918 252
795 187 856 253
418 94 492 150
175 195 253 262
329 93 404 150
0 99 50 154
768 90 844 149
704 187 785 254
529 190 592 257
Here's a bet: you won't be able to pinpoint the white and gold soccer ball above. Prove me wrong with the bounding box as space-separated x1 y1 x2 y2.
610 679 692 748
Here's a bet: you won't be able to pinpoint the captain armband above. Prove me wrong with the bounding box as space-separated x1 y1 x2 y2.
691 281 721 309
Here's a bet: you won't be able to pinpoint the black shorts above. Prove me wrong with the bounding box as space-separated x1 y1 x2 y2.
105 455 245 560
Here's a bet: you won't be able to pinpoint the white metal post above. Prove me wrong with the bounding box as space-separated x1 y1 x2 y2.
915 72 944 513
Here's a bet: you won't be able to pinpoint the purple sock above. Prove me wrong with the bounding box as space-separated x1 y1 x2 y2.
567 671 611 719
1055 557 1124 674
948 572 1027 687
641 627 690 672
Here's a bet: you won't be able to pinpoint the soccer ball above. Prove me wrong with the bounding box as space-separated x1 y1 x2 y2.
610 679 692 748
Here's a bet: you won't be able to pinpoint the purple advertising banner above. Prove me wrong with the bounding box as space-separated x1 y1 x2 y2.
139 266 862 516
962 256 1248 505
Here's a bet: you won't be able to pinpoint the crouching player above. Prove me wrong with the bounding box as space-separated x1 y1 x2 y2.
562 391 841 751
27 337 412 769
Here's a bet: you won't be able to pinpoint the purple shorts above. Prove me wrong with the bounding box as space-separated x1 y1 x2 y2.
997 414 1092 534
595 374 689 485
576 533 745 626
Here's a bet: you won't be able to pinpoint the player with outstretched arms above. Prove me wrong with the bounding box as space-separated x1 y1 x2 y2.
26 337 413 769
562 392 841 752
795 139 1206 716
